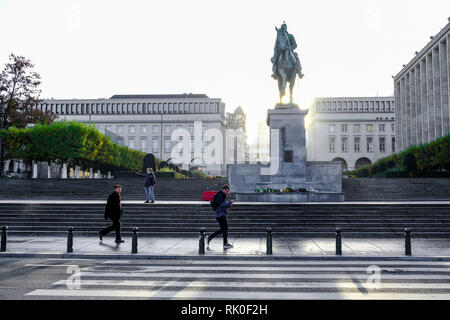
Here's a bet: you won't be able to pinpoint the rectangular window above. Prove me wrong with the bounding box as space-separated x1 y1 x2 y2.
129 126 135 134
329 137 335 152
128 139 135 150
354 124 360 133
164 137 171 153
152 137 159 153
117 126 123 134
141 125 147 134
391 123 395 132
341 124 348 133
342 137 348 152
392 137 396 152
140 139 146 152
379 137 386 152
366 124 373 133
328 124 336 133
354 137 360 152
153 125 159 134
165 125 171 134
379 124 385 132
367 137 373 152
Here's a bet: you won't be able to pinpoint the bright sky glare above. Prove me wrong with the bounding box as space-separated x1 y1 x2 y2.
1 0 449 142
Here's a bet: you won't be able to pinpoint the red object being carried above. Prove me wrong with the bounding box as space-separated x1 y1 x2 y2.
202 191 217 201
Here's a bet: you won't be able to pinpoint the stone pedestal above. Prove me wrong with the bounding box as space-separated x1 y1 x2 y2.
228 103 344 202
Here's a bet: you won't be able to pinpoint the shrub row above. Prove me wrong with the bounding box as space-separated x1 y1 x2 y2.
352 134 450 178
1 121 145 172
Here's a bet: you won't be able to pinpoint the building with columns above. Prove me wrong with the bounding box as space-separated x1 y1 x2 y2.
33 94 231 176
306 97 396 170
394 19 450 152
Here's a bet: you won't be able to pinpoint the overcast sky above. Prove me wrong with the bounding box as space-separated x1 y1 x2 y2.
1 0 449 142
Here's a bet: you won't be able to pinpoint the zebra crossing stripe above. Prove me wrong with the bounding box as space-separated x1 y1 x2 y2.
60 271 450 280
83 265 450 272
25 289 450 300
50 279 450 290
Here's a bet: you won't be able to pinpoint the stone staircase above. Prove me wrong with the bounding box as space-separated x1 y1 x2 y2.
0 177 228 201
342 178 450 201
1 202 450 238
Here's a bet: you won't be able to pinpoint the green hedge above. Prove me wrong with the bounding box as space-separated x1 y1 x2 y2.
0 120 144 171
352 134 450 178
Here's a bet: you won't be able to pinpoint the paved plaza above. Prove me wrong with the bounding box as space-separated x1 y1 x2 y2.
3 235 450 259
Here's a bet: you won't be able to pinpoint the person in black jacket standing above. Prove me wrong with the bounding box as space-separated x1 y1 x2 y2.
136 168 156 203
99 184 124 243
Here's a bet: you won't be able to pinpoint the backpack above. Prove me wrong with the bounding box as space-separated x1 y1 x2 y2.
210 191 224 211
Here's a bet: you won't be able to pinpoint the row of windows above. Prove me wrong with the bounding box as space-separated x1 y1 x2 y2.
329 123 395 133
127 136 214 154
105 124 210 135
329 136 396 153
317 100 395 113
36 101 220 115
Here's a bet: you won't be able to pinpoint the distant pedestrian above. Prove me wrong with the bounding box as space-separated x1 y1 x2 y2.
99 184 124 244
207 184 235 249
136 168 156 203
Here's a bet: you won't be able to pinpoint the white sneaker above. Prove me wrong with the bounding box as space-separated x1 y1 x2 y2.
223 243 233 249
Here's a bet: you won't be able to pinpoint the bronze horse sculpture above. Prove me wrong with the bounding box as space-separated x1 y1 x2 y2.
271 23 303 104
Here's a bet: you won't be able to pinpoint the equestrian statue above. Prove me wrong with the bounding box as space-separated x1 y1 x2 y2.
271 21 304 104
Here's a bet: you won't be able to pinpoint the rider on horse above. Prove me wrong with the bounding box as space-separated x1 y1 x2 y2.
271 22 304 80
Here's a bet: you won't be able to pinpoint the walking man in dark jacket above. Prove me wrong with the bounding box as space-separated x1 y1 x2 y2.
207 184 235 249
136 168 156 203
99 184 124 243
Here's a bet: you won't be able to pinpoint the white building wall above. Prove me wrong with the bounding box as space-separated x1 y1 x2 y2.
35 96 227 176
307 97 396 170
394 20 450 152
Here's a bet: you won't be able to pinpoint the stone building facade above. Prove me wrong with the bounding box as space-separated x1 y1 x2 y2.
34 94 229 176
225 106 247 164
306 97 396 170
394 19 450 152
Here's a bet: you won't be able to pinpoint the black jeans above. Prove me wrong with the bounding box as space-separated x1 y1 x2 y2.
209 216 228 245
100 218 122 241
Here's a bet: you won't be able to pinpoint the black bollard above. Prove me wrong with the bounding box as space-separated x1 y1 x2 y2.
67 227 74 253
336 227 342 255
266 227 273 255
405 228 411 256
132 227 138 254
199 228 205 254
1 225 8 252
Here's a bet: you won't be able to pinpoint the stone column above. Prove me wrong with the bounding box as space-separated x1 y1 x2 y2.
61 163 68 179
440 39 449 136
32 160 38 179
415 64 422 145
97 170 101 179
47 162 51 179
433 46 442 139
405 72 412 147
107 171 112 179
427 53 435 143
12 160 19 173
421 59 428 144
89 168 93 179
75 166 80 179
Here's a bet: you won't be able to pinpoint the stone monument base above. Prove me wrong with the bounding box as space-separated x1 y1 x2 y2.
233 191 345 202
227 103 344 202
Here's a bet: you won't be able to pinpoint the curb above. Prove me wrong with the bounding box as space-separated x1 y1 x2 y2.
2 252 450 261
